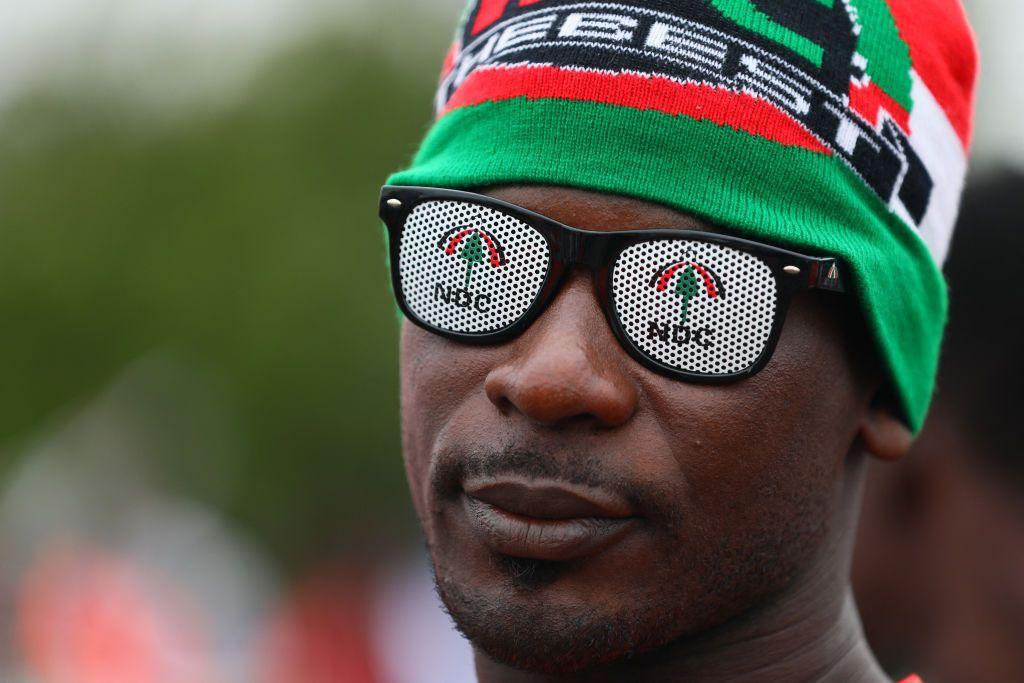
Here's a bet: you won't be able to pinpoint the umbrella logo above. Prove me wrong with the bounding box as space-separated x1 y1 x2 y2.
650 258 725 327
436 225 507 289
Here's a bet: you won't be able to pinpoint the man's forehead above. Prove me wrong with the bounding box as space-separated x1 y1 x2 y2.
476 184 710 233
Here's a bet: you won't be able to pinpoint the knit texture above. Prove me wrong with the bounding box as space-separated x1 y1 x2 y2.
386 0 978 430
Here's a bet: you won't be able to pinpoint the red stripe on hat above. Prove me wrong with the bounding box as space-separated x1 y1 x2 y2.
471 0 547 36
443 65 831 155
886 0 978 149
849 80 911 133
470 0 511 36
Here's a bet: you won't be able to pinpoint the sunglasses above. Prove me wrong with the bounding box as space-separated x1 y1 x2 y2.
379 186 845 383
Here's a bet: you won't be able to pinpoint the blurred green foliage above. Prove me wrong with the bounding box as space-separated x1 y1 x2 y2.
0 21 448 567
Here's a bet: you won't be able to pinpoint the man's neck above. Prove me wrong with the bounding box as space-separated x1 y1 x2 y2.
473 582 889 683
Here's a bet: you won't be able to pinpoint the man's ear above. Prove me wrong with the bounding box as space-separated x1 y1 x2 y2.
859 403 914 462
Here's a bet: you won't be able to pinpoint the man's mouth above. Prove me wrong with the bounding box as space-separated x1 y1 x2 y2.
460 477 639 562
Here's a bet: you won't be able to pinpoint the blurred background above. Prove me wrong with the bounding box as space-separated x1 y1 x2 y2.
0 1 1019 681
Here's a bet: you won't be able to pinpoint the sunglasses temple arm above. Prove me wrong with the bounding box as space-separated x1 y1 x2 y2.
808 258 845 293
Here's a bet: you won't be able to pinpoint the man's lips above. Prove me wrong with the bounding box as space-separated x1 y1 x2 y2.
460 478 638 561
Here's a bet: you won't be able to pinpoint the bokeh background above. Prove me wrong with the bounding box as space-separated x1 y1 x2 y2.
0 1 1020 681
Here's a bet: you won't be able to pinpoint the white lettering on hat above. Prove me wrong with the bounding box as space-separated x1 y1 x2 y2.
558 12 637 43
495 15 557 54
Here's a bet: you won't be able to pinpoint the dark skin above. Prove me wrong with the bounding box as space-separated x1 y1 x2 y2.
400 185 913 682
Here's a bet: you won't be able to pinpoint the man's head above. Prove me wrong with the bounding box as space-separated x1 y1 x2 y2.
397 184 910 674
383 0 976 676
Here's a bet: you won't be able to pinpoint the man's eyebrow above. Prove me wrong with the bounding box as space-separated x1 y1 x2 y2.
594 213 715 233
639 218 712 232
561 206 713 233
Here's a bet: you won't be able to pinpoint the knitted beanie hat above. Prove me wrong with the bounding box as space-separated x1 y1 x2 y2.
386 0 978 431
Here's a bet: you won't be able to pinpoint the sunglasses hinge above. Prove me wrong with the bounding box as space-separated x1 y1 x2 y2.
810 258 844 292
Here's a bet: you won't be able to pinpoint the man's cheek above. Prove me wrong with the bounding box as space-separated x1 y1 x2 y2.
399 395 429 523
400 327 453 451
400 323 495 427
400 325 442 519
400 324 496 518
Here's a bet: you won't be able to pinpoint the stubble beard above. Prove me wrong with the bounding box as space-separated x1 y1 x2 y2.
415 445 836 676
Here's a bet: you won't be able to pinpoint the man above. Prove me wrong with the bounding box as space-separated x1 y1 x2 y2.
854 172 1024 683
379 1 977 680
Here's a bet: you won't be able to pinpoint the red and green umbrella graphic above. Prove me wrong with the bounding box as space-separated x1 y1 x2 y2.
650 259 725 326
437 226 507 288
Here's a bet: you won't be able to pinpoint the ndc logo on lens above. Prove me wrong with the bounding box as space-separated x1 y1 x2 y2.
647 259 725 349
433 225 507 312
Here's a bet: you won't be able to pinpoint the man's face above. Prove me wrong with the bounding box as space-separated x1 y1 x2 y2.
400 185 876 674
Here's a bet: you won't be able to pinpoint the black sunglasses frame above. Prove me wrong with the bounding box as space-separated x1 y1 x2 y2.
379 185 845 384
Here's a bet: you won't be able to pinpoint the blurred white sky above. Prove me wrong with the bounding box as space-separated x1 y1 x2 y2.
963 0 1024 167
0 0 1018 166
0 0 323 98
0 0 464 116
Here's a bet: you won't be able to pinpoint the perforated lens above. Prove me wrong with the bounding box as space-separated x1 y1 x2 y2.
611 239 779 376
397 199 551 334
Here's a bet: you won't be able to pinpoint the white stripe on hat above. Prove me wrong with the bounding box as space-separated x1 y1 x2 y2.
902 71 968 267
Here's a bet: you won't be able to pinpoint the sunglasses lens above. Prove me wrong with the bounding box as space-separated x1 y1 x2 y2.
397 199 551 334
611 239 779 376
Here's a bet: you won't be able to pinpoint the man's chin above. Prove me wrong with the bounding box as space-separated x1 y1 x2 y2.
431 555 678 675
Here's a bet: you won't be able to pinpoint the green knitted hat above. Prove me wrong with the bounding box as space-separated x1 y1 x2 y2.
386 0 978 431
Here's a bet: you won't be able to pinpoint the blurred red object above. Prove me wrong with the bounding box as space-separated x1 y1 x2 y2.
258 568 382 683
16 543 212 683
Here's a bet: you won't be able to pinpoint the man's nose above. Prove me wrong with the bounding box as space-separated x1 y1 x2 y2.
483 274 639 428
